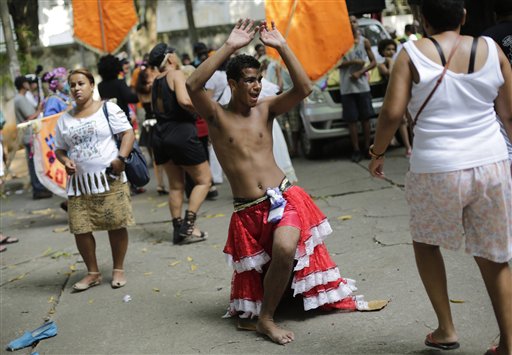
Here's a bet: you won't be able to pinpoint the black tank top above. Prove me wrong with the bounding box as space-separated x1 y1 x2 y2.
151 75 195 123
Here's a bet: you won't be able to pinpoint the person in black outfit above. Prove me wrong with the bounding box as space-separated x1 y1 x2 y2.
97 55 139 121
97 54 144 194
148 43 210 245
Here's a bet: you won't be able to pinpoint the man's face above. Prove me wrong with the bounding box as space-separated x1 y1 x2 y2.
350 16 358 34
233 68 262 107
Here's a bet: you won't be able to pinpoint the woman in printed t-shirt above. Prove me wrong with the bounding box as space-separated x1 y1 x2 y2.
55 68 136 292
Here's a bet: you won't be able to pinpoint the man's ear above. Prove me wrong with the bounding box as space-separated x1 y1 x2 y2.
228 78 237 91
461 8 467 26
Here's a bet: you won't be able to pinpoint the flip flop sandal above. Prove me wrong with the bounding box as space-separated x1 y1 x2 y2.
0 245 6 252
425 332 460 350
485 346 499 355
0 235 19 244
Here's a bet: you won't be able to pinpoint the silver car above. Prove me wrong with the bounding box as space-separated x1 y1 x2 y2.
300 18 391 158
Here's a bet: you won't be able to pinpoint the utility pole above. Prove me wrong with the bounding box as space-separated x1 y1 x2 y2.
0 0 20 82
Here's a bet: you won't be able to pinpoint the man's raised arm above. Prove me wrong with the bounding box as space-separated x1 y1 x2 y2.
260 21 313 117
186 19 258 121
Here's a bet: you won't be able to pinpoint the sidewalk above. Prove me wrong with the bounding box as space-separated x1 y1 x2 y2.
0 149 500 354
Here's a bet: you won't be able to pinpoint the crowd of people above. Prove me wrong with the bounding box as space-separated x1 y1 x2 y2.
3 0 511 353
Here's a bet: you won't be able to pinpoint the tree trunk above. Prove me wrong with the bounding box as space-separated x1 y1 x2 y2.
7 0 39 70
184 0 198 48
0 0 20 81
129 0 158 58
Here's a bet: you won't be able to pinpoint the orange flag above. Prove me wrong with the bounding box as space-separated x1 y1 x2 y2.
32 113 68 198
265 0 354 81
72 0 138 54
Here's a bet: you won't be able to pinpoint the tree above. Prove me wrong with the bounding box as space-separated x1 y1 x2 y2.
7 0 39 72
130 0 158 58
0 0 20 81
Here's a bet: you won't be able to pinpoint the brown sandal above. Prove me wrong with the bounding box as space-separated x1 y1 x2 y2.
178 210 207 245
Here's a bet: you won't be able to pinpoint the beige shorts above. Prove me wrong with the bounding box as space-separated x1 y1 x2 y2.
68 178 135 235
405 160 512 263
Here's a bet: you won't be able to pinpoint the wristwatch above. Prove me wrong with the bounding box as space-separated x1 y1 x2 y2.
117 155 127 164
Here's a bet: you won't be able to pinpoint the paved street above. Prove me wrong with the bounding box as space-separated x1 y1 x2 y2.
0 146 502 354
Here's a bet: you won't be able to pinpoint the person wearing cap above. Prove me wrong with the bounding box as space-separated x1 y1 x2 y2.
148 43 210 245
14 76 52 199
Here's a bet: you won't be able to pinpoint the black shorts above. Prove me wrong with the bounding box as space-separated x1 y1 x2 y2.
341 92 374 122
151 120 207 166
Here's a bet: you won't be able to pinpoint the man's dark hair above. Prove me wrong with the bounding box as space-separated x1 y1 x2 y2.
421 0 464 32
404 24 415 33
193 42 207 56
378 39 397 56
97 54 121 81
495 0 512 14
226 54 261 82
14 76 29 90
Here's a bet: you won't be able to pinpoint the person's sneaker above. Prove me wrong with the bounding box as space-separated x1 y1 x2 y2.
351 150 362 163
33 190 53 200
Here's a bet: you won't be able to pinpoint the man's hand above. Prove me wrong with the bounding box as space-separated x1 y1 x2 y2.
64 159 76 175
259 20 286 50
350 71 363 80
226 18 258 50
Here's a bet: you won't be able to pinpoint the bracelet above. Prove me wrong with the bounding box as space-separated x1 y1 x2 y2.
117 155 127 164
369 144 385 160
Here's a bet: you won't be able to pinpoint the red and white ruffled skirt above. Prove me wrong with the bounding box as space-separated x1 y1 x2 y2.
223 185 364 318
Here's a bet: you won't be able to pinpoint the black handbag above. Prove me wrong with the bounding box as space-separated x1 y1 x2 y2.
102 102 150 187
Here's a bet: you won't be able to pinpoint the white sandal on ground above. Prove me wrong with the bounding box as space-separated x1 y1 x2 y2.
72 272 102 292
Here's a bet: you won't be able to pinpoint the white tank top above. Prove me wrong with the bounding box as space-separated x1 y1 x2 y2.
404 36 508 173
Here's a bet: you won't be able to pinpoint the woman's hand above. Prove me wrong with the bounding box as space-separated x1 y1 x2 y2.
64 159 76 175
110 158 126 175
368 158 385 178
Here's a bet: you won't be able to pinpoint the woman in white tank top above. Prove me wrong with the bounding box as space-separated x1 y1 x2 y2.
368 0 512 354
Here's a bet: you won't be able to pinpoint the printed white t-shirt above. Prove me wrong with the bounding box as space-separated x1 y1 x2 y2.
54 102 132 196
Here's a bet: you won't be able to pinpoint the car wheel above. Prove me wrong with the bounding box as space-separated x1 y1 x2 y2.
300 129 321 159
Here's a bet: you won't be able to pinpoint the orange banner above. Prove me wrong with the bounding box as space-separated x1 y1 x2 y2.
265 0 354 81
33 113 67 198
72 0 138 54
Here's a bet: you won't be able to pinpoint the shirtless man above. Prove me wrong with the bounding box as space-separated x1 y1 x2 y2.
187 19 362 345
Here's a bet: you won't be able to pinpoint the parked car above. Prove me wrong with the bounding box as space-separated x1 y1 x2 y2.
300 18 391 158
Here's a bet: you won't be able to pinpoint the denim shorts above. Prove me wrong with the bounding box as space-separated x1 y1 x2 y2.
341 92 374 122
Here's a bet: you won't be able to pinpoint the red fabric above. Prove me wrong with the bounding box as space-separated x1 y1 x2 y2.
224 186 358 316
195 116 209 138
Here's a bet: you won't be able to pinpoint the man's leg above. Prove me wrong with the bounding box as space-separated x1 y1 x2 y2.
474 256 512 354
256 226 300 345
361 119 371 153
348 122 361 162
25 144 49 197
413 241 458 343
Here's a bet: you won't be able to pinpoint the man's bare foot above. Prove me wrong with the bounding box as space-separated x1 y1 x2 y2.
256 318 295 345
